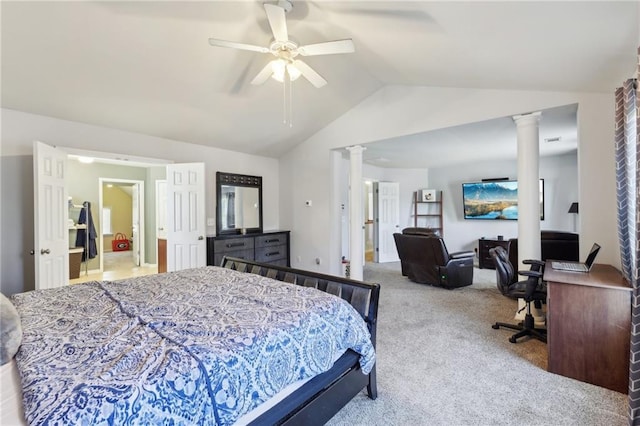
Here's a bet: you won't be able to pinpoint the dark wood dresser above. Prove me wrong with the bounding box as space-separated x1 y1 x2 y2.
207 231 290 267
478 238 510 269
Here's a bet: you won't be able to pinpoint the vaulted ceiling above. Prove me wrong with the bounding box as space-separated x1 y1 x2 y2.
2 1 638 166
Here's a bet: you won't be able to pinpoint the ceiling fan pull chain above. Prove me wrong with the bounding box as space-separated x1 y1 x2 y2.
282 76 287 125
289 78 293 128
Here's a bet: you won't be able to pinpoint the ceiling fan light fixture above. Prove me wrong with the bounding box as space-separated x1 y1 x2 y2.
286 63 302 81
271 59 301 82
271 59 286 82
209 1 355 91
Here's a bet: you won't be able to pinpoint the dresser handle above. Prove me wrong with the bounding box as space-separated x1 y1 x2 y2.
266 251 280 256
265 238 280 243
226 242 245 248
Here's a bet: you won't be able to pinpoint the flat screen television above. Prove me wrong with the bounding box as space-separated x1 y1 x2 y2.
462 179 544 220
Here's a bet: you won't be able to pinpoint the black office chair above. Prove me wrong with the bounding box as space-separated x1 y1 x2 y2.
490 246 547 344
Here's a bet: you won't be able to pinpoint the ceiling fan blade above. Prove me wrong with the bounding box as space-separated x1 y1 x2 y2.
208 38 269 53
293 60 327 88
298 39 355 56
264 3 288 42
251 62 274 85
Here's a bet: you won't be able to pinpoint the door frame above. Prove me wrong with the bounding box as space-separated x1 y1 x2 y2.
155 179 167 241
363 179 375 263
373 181 400 263
98 178 145 272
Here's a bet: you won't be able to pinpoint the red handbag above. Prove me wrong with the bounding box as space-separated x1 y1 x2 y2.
112 233 130 251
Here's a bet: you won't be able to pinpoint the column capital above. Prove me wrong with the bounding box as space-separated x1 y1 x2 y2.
512 111 542 126
346 145 366 154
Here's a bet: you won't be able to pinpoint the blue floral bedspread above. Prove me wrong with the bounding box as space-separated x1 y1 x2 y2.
12 266 375 425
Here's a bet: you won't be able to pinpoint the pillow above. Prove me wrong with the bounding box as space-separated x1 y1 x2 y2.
0 293 22 365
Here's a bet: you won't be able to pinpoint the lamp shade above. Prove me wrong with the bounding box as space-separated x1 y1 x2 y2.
270 59 286 82
286 63 301 81
568 202 579 214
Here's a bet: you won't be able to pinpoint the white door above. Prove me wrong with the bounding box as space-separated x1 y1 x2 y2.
166 163 206 271
131 183 141 267
33 141 69 289
156 180 167 239
375 182 400 263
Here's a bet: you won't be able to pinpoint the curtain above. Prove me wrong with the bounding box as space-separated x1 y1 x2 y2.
618 47 639 425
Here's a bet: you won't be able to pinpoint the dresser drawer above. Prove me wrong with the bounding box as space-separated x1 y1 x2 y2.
213 248 254 267
207 232 289 267
214 237 254 252
255 245 287 263
255 233 288 248
266 258 288 267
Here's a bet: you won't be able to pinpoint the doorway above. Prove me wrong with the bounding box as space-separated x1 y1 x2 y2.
99 179 148 280
34 143 208 289
364 180 375 263
360 179 400 264
61 151 168 284
373 181 400 263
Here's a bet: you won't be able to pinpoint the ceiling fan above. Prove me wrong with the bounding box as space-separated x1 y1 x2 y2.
208 0 355 88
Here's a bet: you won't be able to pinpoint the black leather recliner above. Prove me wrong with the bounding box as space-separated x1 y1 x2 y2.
393 232 474 289
490 245 547 344
398 227 441 276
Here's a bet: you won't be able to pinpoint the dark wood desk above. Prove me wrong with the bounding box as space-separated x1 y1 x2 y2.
544 263 631 393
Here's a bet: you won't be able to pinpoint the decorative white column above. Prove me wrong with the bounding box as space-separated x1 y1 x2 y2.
346 145 365 281
513 112 543 325
513 112 542 266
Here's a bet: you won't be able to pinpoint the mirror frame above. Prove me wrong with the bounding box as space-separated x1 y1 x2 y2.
216 171 263 235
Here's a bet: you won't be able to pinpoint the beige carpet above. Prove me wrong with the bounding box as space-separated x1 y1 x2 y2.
327 261 627 426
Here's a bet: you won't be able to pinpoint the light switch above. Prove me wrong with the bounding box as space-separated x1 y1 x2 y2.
207 218 215 226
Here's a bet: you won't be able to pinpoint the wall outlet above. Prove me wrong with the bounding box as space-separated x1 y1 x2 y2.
207 218 215 226
315 257 321 265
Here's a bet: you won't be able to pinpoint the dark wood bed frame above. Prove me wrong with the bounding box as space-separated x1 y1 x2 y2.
220 256 380 426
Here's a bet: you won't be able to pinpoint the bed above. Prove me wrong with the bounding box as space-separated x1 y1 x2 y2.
1 256 380 425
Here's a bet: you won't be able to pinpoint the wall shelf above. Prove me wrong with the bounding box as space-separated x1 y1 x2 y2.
412 190 443 235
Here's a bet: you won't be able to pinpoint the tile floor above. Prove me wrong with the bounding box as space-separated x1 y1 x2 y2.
70 250 158 284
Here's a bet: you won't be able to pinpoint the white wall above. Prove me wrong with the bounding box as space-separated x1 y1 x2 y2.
1 108 280 295
280 86 618 276
428 153 578 255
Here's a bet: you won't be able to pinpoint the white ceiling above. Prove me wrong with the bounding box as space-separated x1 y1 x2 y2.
2 1 638 167
357 103 579 168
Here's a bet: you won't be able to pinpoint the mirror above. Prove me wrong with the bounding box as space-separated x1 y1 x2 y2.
216 172 263 235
